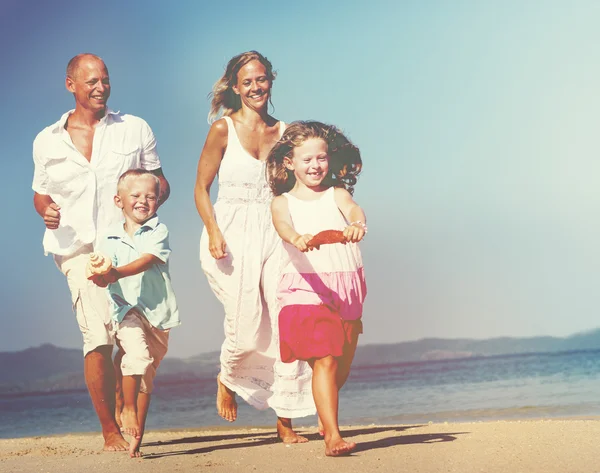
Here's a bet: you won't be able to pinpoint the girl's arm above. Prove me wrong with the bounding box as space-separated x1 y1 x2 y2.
271 196 313 252
194 120 228 259
334 188 367 243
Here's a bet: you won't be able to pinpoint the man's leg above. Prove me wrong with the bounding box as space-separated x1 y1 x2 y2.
56 248 127 451
84 345 129 451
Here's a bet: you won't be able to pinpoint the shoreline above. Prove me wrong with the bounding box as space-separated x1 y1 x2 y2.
2 419 600 473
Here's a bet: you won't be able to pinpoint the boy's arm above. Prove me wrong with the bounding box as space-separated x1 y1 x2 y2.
334 188 367 243
271 196 312 252
107 253 164 282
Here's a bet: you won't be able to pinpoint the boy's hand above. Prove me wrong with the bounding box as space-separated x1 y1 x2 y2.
343 222 367 243
291 234 314 252
89 273 108 287
103 268 119 284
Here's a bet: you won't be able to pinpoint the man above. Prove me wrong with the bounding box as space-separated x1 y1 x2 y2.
32 53 170 451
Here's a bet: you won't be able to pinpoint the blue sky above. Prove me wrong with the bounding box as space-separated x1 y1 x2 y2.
2 0 600 358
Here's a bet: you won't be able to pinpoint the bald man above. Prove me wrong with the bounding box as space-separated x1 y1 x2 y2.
32 53 170 452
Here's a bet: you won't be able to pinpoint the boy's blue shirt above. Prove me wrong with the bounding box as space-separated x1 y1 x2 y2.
98 215 180 330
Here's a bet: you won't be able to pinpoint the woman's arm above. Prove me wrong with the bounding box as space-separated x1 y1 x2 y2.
194 119 228 259
271 196 312 252
334 188 367 243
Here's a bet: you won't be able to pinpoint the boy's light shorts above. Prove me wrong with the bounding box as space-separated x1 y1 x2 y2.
54 245 115 357
117 309 170 394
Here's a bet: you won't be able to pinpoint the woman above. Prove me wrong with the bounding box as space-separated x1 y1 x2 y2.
194 51 315 442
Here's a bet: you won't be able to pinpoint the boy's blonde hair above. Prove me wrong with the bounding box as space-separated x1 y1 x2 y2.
117 169 160 194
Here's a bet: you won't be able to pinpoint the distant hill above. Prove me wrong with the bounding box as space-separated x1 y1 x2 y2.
2 328 600 395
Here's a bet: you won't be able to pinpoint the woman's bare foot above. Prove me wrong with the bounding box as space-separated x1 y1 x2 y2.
102 431 129 452
318 416 325 437
120 407 141 438
325 437 356 457
216 373 237 422
277 417 308 444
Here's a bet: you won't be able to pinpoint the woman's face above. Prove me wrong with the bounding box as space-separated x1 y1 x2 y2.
233 59 272 111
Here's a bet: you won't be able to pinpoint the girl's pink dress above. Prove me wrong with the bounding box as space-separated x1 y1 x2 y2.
277 187 367 362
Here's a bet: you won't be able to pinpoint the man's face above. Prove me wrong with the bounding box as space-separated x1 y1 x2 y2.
66 56 111 113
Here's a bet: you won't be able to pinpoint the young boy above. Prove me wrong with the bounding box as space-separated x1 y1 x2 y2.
93 169 180 457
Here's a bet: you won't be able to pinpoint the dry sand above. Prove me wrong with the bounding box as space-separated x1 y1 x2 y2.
1 419 600 473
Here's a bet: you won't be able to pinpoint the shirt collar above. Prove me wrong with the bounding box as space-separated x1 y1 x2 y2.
51 108 120 134
106 215 160 239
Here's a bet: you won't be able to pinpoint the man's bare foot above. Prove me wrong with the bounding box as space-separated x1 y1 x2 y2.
216 373 237 422
318 416 325 437
129 434 143 458
102 431 129 452
277 417 308 444
120 407 141 438
325 437 356 457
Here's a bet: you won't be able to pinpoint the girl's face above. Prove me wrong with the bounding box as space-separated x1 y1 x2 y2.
232 59 271 111
285 138 330 190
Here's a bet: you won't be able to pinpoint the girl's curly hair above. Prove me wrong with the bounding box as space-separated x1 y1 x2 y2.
207 51 276 123
267 121 362 196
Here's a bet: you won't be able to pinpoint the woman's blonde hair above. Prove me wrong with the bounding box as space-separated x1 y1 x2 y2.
267 121 362 196
207 51 276 123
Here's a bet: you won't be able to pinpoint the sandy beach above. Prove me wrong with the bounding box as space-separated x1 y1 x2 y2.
2 419 600 473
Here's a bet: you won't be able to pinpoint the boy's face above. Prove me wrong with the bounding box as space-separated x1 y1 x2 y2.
115 175 159 225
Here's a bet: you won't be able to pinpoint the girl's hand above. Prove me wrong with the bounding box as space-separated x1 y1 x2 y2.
209 229 228 259
343 221 367 243
291 234 314 252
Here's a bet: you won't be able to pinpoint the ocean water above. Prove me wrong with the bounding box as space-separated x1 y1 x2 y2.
3 349 600 439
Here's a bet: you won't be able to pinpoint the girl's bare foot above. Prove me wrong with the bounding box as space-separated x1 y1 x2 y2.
318 416 325 437
216 373 237 422
325 437 356 457
277 417 308 444
102 431 129 452
120 407 141 439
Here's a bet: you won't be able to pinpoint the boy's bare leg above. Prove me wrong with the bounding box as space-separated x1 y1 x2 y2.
276 416 308 444
310 356 356 457
216 372 237 422
120 374 141 441
84 345 129 452
129 392 150 458
113 346 125 429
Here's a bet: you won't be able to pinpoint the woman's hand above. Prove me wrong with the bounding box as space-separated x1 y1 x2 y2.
209 229 228 259
292 234 314 252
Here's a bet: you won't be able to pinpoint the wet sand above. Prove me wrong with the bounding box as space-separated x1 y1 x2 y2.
1 419 599 473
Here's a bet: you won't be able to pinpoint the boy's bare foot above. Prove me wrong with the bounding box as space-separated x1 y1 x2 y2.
102 431 129 452
129 434 143 458
120 407 141 438
318 416 325 437
216 373 237 422
325 437 356 457
277 417 308 444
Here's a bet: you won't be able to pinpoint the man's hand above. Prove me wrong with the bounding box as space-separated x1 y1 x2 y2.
43 203 61 229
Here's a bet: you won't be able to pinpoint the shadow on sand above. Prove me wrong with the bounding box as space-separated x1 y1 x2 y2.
142 424 467 459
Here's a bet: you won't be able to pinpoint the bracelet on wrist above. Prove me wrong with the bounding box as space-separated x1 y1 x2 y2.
351 221 368 234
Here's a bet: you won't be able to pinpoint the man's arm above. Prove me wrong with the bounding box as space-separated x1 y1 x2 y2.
149 168 170 207
33 192 61 229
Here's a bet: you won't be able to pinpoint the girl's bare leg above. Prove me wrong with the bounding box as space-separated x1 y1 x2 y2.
317 328 360 437
310 356 356 457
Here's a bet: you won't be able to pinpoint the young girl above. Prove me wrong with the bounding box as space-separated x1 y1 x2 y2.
267 121 367 457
